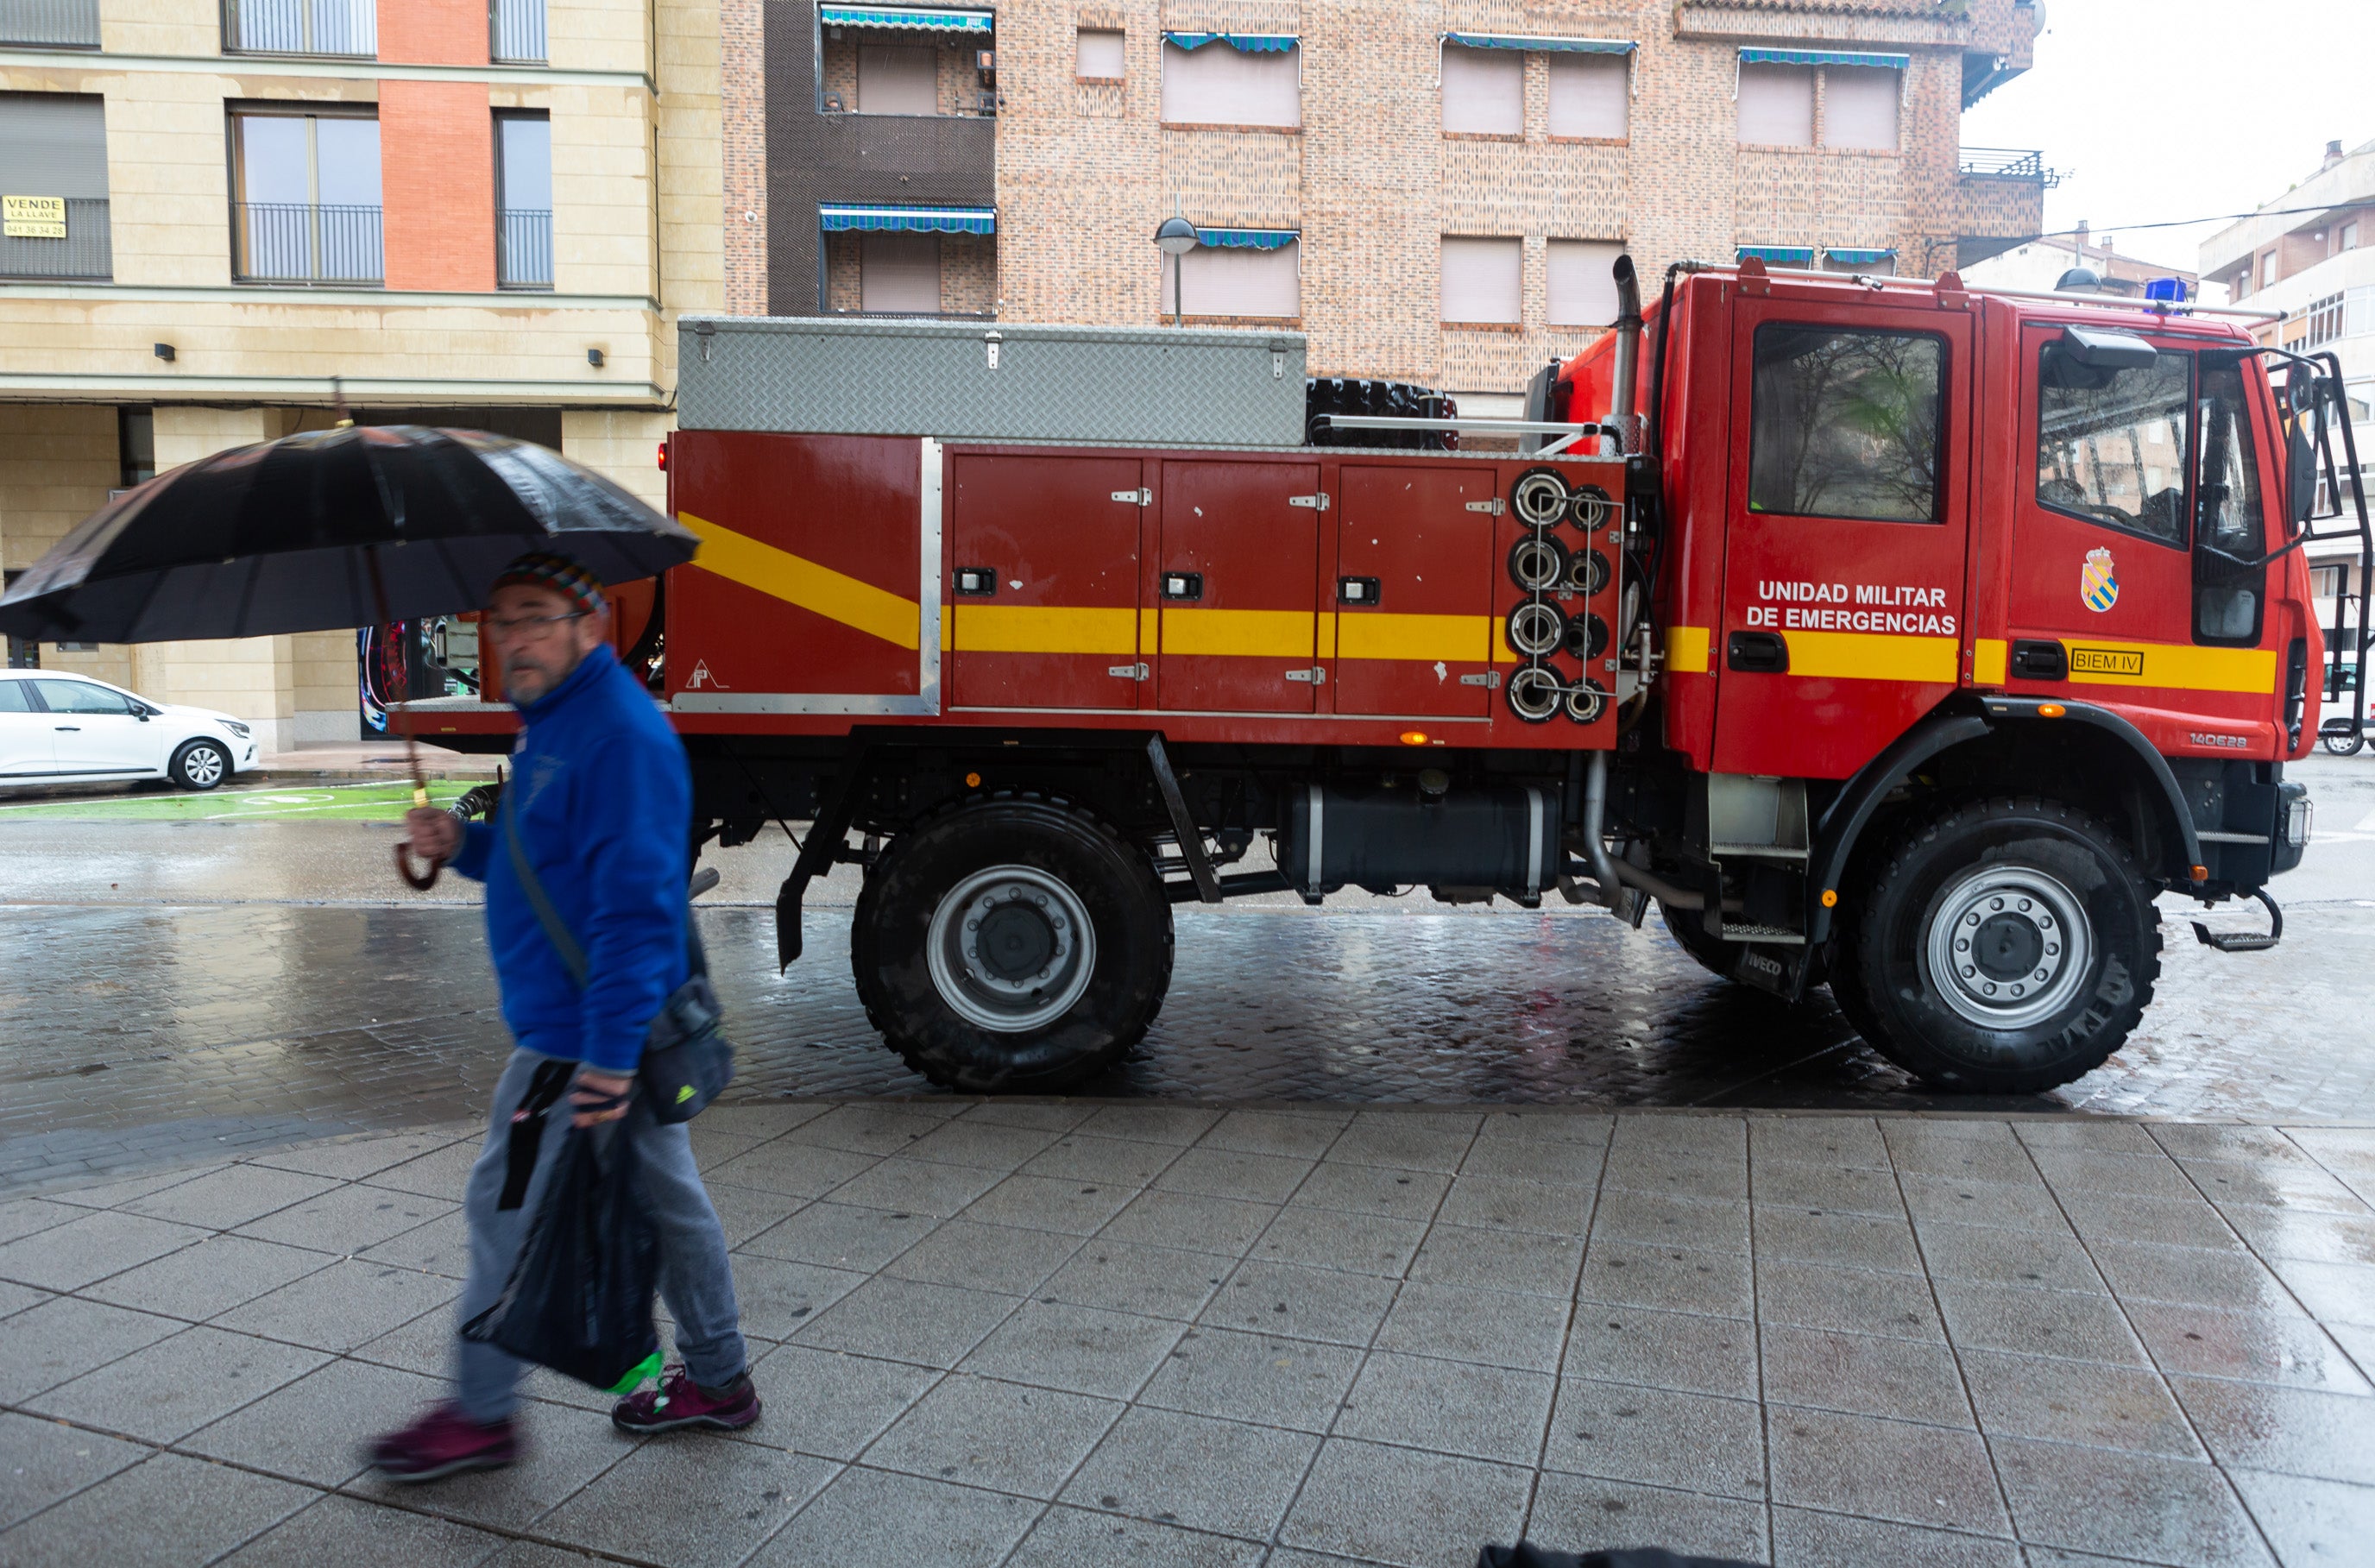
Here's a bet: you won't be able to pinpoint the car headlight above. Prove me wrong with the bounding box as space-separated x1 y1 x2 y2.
220 719 251 739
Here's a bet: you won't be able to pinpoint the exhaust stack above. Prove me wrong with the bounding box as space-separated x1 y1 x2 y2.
1607 254 1642 453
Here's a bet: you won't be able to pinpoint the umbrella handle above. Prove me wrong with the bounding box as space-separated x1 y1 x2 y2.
395 841 443 891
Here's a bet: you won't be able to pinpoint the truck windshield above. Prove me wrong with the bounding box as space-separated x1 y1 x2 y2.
2035 342 2190 545
1748 325 1944 524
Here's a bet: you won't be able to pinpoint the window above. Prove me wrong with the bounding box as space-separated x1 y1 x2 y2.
1441 236 1521 324
117 406 153 487
1547 239 1622 326
230 108 381 283
2312 564 2348 598
2344 220 2360 251
1547 53 1626 139
489 0 545 64
860 230 939 312
2262 253 2278 288
0 680 31 708
1736 63 1813 147
223 0 376 57
30 678 135 715
495 112 551 289
858 44 939 114
2035 340 2190 544
1821 66 1897 151
1440 44 1521 135
1749 326 1945 523
0 92 110 280
2194 352 2266 643
1076 28 1125 79
1164 240 1298 319
1161 39 1299 129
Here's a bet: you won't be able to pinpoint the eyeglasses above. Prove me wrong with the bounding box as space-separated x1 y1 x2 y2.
484 610 589 639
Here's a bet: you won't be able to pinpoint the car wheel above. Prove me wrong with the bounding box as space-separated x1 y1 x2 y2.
2321 727 2365 757
169 739 231 791
1843 796 2160 1094
852 795 1174 1093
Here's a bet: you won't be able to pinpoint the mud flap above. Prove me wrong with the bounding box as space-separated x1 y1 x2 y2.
1730 943 1811 1001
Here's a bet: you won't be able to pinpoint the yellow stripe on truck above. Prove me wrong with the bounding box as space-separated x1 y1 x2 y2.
952 604 1138 655
1667 627 1711 674
1784 631 1961 683
2058 639 2277 695
1336 613 1494 664
1160 608 1317 658
678 512 920 651
1973 638 2007 685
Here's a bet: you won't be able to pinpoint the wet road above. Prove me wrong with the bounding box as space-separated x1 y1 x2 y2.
2 754 2371 1191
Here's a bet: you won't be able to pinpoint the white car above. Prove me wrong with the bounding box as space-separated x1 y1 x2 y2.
0 670 261 791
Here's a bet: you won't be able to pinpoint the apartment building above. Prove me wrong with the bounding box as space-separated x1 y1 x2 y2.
0 0 721 749
1961 220 2198 300
2201 137 2375 671
740 0 2047 412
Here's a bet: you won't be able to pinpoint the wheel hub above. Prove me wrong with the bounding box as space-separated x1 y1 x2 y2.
1924 866 2093 1030
925 866 1098 1034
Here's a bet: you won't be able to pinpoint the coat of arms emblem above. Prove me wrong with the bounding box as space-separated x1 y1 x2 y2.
2080 547 2119 613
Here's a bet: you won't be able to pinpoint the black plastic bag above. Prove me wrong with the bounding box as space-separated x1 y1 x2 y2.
462 1124 663 1395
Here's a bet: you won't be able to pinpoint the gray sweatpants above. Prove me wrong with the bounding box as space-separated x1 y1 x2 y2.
451 1046 748 1422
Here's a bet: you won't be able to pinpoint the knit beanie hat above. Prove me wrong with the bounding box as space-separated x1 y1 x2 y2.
490 550 608 615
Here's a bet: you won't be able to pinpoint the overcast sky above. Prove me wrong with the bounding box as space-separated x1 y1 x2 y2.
1957 0 2375 274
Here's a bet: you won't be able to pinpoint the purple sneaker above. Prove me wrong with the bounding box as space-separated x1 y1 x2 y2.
611 1366 760 1434
367 1402 518 1483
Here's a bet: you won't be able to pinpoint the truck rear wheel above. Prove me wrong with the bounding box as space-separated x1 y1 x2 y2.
1843 797 2161 1094
852 797 1173 1093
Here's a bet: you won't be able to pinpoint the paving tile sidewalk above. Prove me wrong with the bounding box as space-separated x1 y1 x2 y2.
0 1104 2370 1568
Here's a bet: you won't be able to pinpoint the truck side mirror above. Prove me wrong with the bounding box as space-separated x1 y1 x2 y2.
2286 362 2323 526
2057 326 2157 371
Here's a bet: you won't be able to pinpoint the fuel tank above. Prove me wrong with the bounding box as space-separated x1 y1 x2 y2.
1277 783 1561 906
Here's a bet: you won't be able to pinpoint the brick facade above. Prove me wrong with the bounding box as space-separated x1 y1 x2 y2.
723 0 768 313
380 80 497 293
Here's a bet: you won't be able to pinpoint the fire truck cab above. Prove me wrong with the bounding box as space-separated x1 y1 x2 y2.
419 256 2369 1099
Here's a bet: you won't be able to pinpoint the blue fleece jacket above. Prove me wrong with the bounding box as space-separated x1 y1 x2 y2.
450 645 690 1074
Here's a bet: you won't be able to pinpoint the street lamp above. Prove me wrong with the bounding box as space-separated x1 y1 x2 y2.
1154 214 1198 327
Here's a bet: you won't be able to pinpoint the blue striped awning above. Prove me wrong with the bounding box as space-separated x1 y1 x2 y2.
820 4 992 32
1196 228 1298 249
1826 247 1898 265
1737 245 1814 265
1739 47 1909 69
1162 31 1297 52
1443 34 1635 54
821 204 996 235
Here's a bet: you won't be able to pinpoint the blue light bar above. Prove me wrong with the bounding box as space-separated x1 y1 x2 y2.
2145 277 2189 303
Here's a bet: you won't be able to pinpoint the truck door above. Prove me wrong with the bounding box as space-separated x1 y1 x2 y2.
948 453 1145 710
2005 329 2280 742
1331 465 1497 719
1155 459 1323 713
1713 301 1974 777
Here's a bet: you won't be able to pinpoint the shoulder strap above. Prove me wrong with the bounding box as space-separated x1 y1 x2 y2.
503 778 590 987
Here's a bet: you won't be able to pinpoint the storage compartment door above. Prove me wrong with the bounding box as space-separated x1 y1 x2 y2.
948 453 1146 710
1332 464 1496 717
1155 459 1322 713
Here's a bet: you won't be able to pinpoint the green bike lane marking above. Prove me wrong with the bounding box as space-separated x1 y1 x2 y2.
0 781 474 822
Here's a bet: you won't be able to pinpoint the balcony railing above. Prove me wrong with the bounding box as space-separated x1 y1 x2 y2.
0 196 110 279
1 0 98 46
233 202 383 285
222 0 375 55
1959 147 2055 183
498 209 552 289
490 0 545 64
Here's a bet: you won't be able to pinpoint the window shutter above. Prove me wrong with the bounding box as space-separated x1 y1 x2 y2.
0 93 110 198
1441 236 1521 324
860 230 940 312
1076 28 1125 79
1547 240 1622 326
1736 64 1813 147
1439 45 1521 135
1169 242 1299 318
859 44 939 115
1821 66 1898 150
1547 54 1626 139
1161 41 1300 128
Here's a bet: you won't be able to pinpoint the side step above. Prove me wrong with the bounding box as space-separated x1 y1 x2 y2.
2191 888 2284 954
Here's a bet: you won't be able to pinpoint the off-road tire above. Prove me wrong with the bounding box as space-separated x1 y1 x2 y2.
1843 796 2161 1094
851 795 1174 1093
168 738 230 791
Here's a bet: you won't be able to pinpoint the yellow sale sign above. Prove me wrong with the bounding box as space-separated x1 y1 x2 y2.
3 195 67 239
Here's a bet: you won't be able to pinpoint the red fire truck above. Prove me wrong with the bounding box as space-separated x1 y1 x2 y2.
419 256 2371 1097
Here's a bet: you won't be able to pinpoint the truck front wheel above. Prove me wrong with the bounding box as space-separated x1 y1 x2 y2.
852 797 1174 1093
1843 797 2161 1094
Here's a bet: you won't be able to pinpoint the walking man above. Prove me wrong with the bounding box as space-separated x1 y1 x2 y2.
369 551 759 1482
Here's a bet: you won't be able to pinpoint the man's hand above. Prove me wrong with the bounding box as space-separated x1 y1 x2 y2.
571 1067 634 1128
405 806 462 863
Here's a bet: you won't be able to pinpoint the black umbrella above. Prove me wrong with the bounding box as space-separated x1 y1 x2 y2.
0 423 701 888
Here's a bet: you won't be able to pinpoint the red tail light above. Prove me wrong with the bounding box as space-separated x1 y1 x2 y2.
656 440 669 472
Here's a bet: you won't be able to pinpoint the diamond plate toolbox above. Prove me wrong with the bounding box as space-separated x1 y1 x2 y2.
677 316 1307 446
